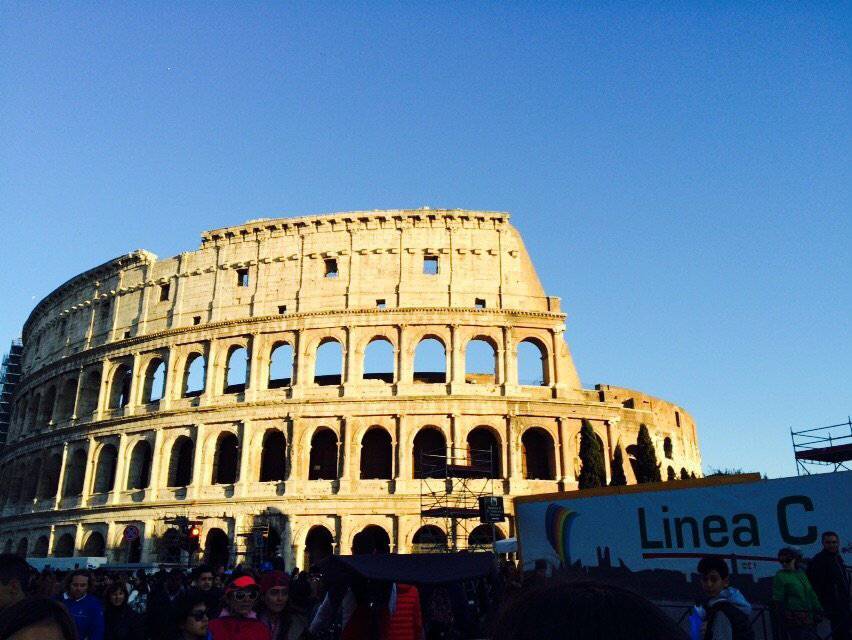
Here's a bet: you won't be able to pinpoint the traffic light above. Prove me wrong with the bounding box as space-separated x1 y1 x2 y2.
187 523 202 550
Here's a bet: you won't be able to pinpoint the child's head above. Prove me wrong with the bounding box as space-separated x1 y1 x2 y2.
697 557 730 598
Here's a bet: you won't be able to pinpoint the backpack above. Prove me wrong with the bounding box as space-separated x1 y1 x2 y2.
704 601 754 640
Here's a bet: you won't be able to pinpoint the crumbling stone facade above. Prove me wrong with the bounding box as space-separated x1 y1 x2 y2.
0 209 701 566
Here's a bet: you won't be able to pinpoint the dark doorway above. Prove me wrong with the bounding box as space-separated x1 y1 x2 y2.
309 429 338 480
360 428 392 479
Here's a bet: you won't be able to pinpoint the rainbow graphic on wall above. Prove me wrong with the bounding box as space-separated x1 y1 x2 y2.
545 504 579 566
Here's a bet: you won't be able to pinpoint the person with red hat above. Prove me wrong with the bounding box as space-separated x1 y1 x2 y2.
207 574 271 640
257 571 309 640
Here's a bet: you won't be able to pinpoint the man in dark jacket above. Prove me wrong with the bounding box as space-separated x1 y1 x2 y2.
807 530 850 640
146 569 186 639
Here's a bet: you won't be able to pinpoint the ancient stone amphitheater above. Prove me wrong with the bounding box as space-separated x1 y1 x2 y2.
0 209 701 568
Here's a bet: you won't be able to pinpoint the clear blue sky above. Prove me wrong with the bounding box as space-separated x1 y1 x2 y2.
1 2 849 478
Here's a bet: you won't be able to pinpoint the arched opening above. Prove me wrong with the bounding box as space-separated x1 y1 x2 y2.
262 527 281 561
314 339 343 386
411 525 447 553
680 467 689 480
56 378 78 421
40 453 62 499
62 448 87 497
469 524 505 549
363 338 394 383
33 536 49 558
360 428 392 479
77 371 101 416
93 444 118 494
521 428 556 480
54 533 75 558
259 430 287 482
413 337 446 384
127 441 153 490
309 428 338 480
82 532 106 557
38 386 56 426
23 458 41 501
183 353 206 397
224 346 248 393
467 427 501 478
168 436 194 487
108 364 133 409
352 525 391 555
465 338 497 383
160 528 182 563
304 526 334 568
15 538 28 558
663 437 673 459
413 427 447 479
26 395 40 431
517 338 548 386
667 466 676 481
120 535 143 563
204 528 231 570
141 358 166 404
212 432 239 485
268 342 294 388
7 470 23 505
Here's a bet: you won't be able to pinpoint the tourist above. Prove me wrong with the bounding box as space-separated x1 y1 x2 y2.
207 574 271 640
57 569 105 640
172 592 212 640
103 582 143 640
492 579 687 640
127 570 149 615
772 547 822 639
806 530 851 640
696 557 753 640
257 570 309 640
0 596 78 640
190 565 222 618
0 554 31 611
146 568 186 638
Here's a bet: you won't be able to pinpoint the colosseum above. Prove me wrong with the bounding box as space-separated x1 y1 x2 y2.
0 208 701 568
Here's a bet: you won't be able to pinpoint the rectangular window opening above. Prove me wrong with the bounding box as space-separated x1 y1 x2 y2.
236 268 249 287
423 255 439 275
159 283 170 301
474 298 486 309
376 299 386 309
324 258 338 278
123 331 131 339
278 305 287 314
675 411 681 428
193 316 202 326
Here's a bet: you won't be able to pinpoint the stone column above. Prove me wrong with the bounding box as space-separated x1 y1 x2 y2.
502 326 519 394
73 524 85 557
53 443 70 509
338 417 350 487
237 421 253 495
127 352 143 415
397 326 413 385
94 360 111 421
246 336 262 402
148 430 165 500
111 433 129 504
190 424 206 496
80 437 97 507
449 324 465 393
202 342 219 404
397 414 411 480
557 417 572 486
507 414 521 481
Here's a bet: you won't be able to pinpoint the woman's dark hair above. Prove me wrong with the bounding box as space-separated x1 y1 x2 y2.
697 557 730 579
103 582 128 604
173 592 209 629
0 596 78 640
492 580 688 640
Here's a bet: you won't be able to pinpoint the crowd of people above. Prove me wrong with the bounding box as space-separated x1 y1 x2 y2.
0 529 847 640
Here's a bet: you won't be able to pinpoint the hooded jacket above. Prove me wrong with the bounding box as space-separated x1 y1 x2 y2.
704 587 753 640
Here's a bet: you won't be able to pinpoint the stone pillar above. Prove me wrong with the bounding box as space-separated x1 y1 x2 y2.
557 417 572 485
338 417 350 486
397 326 413 385
53 443 69 509
142 519 158 563
397 415 411 480
449 324 465 392
80 437 97 506
190 424 206 496
502 326 519 394
111 433 129 504
127 352 143 415
202 342 219 404
73 524 85 556
246 336 262 402
148 430 165 500
94 360 111 421
507 414 521 481
237 421 253 495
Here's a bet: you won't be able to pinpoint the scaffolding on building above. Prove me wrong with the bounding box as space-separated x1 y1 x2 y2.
791 417 852 475
419 446 496 553
0 339 23 448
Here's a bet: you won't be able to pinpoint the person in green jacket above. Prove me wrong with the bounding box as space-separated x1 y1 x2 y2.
772 547 822 640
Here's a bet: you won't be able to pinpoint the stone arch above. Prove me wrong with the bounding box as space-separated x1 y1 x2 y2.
363 337 395 383
40 452 62 499
223 345 249 394
314 338 343 386
33 535 49 558
268 342 294 388
467 426 502 478
168 436 194 487
469 523 506 548
521 427 556 480
26 394 40 431
54 533 75 557
259 429 287 482
465 336 498 383
108 363 133 409
308 428 338 480
55 377 78 421
663 436 673 459
93 443 118 494
62 447 87 497
413 427 447 479
127 440 153 490
141 357 167 404
182 352 206 397
413 336 446 384
517 337 549 386
411 525 447 553
204 528 231 569
360 427 392 479
38 385 56 426
77 369 101 416
352 525 391 554
212 432 239 485
82 531 106 557
304 525 334 568
22 457 42 501
15 538 28 557
667 465 676 481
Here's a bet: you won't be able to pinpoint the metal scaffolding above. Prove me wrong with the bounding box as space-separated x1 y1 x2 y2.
419 445 495 552
0 339 23 448
791 417 852 475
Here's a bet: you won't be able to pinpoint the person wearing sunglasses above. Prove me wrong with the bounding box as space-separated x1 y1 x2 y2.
173 593 212 640
772 547 822 640
207 574 271 640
